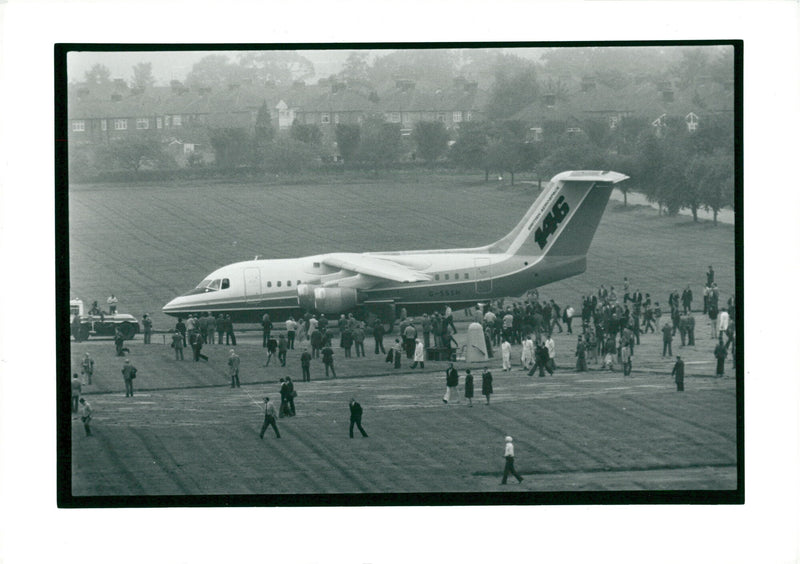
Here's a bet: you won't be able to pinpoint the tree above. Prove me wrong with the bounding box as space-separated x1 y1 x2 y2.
635 132 688 216
413 121 449 163
254 102 275 144
290 122 323 146
262 137 320 174
537 131 608 181
449 121 491 178
84 63 111 85
486 61 539 120
483 120 537 185
335 124 361 162
357 116 401 170
338 52 371 86
185 54 252 89
208 127 251 168
96 135 173 172
130 62 155 92
696 149 734 225
238 51 315 85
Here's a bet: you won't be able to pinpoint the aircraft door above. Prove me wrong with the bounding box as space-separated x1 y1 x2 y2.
244 268 262 302
474 258 492 294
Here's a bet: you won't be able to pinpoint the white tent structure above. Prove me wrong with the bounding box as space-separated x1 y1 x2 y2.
465 322 489 362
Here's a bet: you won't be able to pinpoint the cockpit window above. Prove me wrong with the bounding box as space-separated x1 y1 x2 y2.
185 278 227 296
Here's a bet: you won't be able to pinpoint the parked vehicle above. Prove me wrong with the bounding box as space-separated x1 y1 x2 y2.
70 298 139 340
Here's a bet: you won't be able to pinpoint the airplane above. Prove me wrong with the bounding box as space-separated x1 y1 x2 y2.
163 170 629 325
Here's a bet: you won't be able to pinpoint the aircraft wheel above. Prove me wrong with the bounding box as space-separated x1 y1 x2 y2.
119 322 136 340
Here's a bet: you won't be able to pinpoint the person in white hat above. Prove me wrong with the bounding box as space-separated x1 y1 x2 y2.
501 436 523 485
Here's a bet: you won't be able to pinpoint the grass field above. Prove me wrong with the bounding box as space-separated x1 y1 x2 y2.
66 172 738 500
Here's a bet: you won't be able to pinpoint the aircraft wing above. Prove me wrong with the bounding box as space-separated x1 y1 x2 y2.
323 253 432 283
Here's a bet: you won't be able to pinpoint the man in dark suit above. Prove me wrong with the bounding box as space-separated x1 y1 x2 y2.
349 398 368 438
672 356 685 391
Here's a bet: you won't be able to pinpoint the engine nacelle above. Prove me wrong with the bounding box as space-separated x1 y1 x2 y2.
297 284 317 311
313 287 359 314
297 285 359 314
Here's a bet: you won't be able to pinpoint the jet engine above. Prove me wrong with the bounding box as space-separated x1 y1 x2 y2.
297 284 359 314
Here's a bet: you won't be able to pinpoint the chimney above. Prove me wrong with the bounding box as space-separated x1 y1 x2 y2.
395 79 415 92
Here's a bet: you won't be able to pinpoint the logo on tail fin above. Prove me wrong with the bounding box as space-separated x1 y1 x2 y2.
533 195 570 250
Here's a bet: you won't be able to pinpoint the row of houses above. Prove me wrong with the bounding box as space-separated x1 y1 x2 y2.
67 74 734 161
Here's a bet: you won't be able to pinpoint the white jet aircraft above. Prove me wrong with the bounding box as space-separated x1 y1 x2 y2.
163 170 628 324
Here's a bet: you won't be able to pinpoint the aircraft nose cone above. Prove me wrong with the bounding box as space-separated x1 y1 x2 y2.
162 296 183 315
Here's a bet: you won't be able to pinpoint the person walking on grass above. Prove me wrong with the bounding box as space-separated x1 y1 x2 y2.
501 338 512 372
300 347 312 382
121 358 136 398
79 398 93 437
349 398 368 438
142 313 153 344
259 397 280 439
662 321 673 357
322 344 337 378
411 338 425 369
228 349 240 388
714 336 727 377
500 436 523 485
171 330 184 360
672 355 685 392
482 369 493 405
81 352 94 385
71 374 82 413
464 369 474 407
443 363 459 404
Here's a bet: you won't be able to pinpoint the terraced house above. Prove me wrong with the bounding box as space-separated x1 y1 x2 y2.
68 77 490 165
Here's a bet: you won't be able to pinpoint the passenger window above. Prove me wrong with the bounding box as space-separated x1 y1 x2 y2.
267 281 272 288
435 274 440 281
221 279 230 289
445 274 450 280
464 273 469 280
287 280 292 287
454 273 459 280
277 281 282 287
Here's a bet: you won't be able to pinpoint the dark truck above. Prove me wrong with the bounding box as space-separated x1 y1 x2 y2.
70 298 140 341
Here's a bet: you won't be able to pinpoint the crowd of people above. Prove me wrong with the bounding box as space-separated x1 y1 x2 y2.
71 267 736 483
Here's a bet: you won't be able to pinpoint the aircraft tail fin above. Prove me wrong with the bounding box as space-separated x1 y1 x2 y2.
489 170 628 258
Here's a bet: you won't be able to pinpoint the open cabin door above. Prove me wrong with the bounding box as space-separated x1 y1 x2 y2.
244 268 262 302
474 258 492 294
